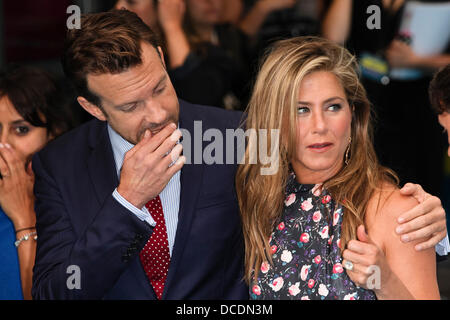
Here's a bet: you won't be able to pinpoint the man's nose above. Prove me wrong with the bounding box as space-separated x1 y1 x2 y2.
145 101 170 127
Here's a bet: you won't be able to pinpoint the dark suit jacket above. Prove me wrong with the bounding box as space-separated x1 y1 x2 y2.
31 100 249 300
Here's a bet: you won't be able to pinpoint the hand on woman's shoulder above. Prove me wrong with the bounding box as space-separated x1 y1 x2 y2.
366 182 419 245
365 182 440 299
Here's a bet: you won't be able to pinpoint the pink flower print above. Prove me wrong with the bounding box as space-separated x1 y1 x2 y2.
333 208 341 226
301 198 313 211
321 195 331 204
301 296 310 300
328 235 334 245
285 193 296 207
333 263 344 274
314 255 322 264
344 292 357 300
270 245 278 254
307 279 315 289
337 238 342 249
318 284 329 297
261 261 270 274
319 226 329 239
312 211 322 223
281 250 293 263
300 265 311 281
252 285 261 296
288 283 301 296
312 184 323 196
300 233 310 243
270 277 284 292
277 222 285 231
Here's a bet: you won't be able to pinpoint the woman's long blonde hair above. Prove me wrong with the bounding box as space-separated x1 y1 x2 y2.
236 36 398 284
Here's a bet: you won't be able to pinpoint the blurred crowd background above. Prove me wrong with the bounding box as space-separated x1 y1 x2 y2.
0 0 449 295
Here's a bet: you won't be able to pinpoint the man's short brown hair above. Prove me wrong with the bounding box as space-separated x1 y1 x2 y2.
62 9 161 107
429 64 450 114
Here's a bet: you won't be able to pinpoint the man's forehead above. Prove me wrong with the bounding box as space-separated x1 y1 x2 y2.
86 43 164 105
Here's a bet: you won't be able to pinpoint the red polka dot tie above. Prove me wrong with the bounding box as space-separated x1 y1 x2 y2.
139 195 170 300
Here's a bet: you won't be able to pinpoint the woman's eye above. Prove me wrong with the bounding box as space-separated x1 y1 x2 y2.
328 104 342 111
15 126 30 135
297 106 309 115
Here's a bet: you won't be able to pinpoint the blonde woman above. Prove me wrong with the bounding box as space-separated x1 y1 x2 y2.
236 37 444 300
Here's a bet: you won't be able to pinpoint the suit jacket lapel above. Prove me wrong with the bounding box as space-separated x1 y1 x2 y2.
86 120 119 208
163 101 205 299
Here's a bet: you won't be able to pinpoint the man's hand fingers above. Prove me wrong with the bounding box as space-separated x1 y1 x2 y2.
168 143 183 164
399 223 436 243
399 183 427 203
414 231 447 251
143 123 178 153
165 155 185 177
397 195 440 224
155 129 182 159
127 123 177 159
396 207 445 235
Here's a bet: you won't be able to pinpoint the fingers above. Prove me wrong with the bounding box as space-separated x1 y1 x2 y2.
342 249 369 267
0 148 10 179
127 123 177 159
0 143 22 177
346 239 373 255
397 195 441 224
156 129 183 159
396 208 446 238
168 142 183 164
399 183 427 203
166 154 186 177
399 183 417 196
343 241 383 289
356 225 376 244
414 231 447 251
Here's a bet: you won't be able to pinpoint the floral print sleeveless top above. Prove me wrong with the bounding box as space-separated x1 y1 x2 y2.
251 172 376 300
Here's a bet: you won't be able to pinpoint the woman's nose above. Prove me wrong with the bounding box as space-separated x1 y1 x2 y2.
311 112 326 133
0 131 10 146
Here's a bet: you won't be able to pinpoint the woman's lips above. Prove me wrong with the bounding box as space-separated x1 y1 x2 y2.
307 143 333 152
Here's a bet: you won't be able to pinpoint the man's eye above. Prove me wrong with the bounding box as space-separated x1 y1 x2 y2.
154 85 166 95
122 104 137 112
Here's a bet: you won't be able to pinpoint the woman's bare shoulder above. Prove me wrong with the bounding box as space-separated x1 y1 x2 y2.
365 182 419 246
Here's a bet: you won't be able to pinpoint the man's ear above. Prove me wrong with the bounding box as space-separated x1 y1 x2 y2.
77 96 107 121
157 46 166 69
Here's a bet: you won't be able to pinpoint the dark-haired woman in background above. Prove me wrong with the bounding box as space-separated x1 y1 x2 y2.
0 66 76 299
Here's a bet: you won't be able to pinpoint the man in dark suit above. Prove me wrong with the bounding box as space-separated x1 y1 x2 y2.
31 10 248 299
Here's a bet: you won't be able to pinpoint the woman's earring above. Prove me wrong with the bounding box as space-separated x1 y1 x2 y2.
344 137 352 165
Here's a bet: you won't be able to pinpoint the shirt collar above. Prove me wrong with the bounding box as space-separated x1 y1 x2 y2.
107 124 134 177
